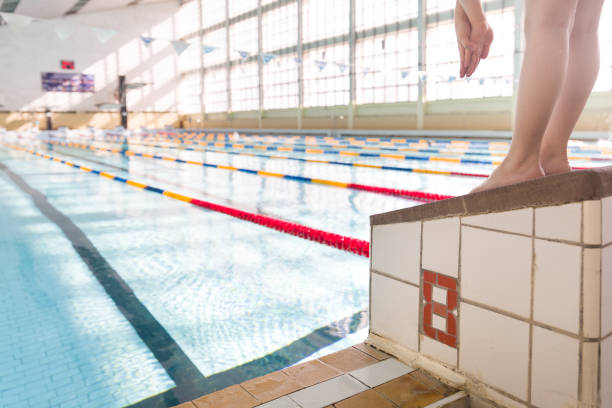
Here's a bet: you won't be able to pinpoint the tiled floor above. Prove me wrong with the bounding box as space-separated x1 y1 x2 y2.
174 343 459 408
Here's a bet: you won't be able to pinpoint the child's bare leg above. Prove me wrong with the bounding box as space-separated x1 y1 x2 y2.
471 0 578 193
540 0 605 175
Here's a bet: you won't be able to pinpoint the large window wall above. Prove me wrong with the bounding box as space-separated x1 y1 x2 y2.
177 0 612 116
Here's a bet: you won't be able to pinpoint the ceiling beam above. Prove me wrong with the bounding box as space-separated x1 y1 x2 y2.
1 0 21 13
65 0 93 15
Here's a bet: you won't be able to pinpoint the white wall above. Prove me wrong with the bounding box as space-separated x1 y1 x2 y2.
0 1 185 113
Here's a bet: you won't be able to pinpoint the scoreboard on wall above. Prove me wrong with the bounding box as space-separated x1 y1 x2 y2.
41 72 95 93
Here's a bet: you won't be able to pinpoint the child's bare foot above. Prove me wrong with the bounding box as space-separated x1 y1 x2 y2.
540 154 572 176
470 160 545 194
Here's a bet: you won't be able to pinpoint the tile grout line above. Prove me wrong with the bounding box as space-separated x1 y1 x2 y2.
527 206 535 407
457 218 463 369
578 201 585 402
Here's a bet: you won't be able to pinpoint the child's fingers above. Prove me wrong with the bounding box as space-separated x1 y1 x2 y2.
467 50 479 77
481 42 491 59
458 43 466 77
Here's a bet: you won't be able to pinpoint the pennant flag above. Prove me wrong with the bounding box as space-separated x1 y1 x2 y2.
203 45 216 54
238 50 249 60
449 75 457 82
362 67 371 76
0 12 33 28
262 53 276 64
315 60 327 71
418 71 428 82
54 23 74 41
400 71 409 79
479 78 485 85
92 27 117 44
466 77 472 84
294 57 302 64
335 62 348 74
141 36 155 47
171 40 190 56
505 78 512 85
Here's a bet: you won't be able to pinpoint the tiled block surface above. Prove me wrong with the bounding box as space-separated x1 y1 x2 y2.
318 346 377 373
333 388 395 408
370 273 420 350
349 358 415 388
583 200 602 245
374 373 447 407
533 240 581 334
282 359 342 388
192 385 259 408
535 203 581 242
581 342 599 406
459 303 530 400
371 222 421 284
602 336 612 408
531 327 579 408
461 226 532 317
241 371 302 403
288 374 368 408
462 208 532 235
256 396 301 408
583 248 602 338
603 245 612 337
352 343 390 361
420 335 457 367
422 217 460 277
603 196 612 245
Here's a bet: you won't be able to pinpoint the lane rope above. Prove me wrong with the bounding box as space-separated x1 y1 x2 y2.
36 139 455 201
2 143 372 257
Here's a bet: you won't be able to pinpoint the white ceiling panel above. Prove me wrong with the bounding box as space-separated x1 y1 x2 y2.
15 0 76 18
78 0 170 15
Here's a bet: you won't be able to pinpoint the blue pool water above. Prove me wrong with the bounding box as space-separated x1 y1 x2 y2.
1 130 610 407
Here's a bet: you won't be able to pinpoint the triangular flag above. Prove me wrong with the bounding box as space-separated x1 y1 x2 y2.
294 57 302 64
479 78 485 85
400 71 409 79
203 45 216 54
335 62 348 73
262 53 275 64
54 22 74 41
505 78 512 85
362 67 371 76
449 75 456 82
92 27 117 44
0 12 33 28
238 50 249 60
466 77 472 84
315 60 327 71
141 36 155 47
418 71 428 81
171 40 190 56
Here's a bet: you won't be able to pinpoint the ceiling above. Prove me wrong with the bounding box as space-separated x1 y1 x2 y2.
3 0 174 19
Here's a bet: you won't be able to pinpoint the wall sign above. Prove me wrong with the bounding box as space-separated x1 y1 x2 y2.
61 60 75 70
41 72 95 93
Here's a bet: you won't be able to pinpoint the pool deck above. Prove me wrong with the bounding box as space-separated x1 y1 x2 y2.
174 343 463 408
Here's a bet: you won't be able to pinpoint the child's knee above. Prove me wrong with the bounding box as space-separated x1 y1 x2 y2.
524 0 577 37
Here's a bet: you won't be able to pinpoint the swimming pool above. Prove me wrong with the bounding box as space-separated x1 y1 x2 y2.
1 129 610 407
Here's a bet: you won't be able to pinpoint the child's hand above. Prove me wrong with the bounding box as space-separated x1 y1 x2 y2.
455 3 494 77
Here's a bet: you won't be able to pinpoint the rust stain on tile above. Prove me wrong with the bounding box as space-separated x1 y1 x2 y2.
334 389 396 408
374 372 447 408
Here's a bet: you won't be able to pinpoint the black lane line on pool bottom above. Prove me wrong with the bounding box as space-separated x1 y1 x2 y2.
127 310 369 408
0 161 206 404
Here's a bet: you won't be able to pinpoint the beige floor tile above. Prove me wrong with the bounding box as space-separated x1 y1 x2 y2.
374 373 446 408
241 370 302 403
283 359 342 387
334 389 396 408
192 385 259 408
320 346 378 372
352 343 391 361
407 371 454 396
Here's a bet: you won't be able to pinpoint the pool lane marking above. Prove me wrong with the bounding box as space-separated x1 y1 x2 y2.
0 160 206 391
37 140 454 201
40 137 493 178
123 133 612 161
4 143 372 257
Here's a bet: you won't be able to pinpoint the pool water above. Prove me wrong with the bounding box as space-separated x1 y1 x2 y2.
0 130 609 407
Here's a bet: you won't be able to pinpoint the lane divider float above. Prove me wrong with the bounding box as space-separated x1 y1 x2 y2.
2 143 371 257
40 140 455 201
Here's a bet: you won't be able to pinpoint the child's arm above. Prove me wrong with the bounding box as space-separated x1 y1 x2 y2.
457 0 487 26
